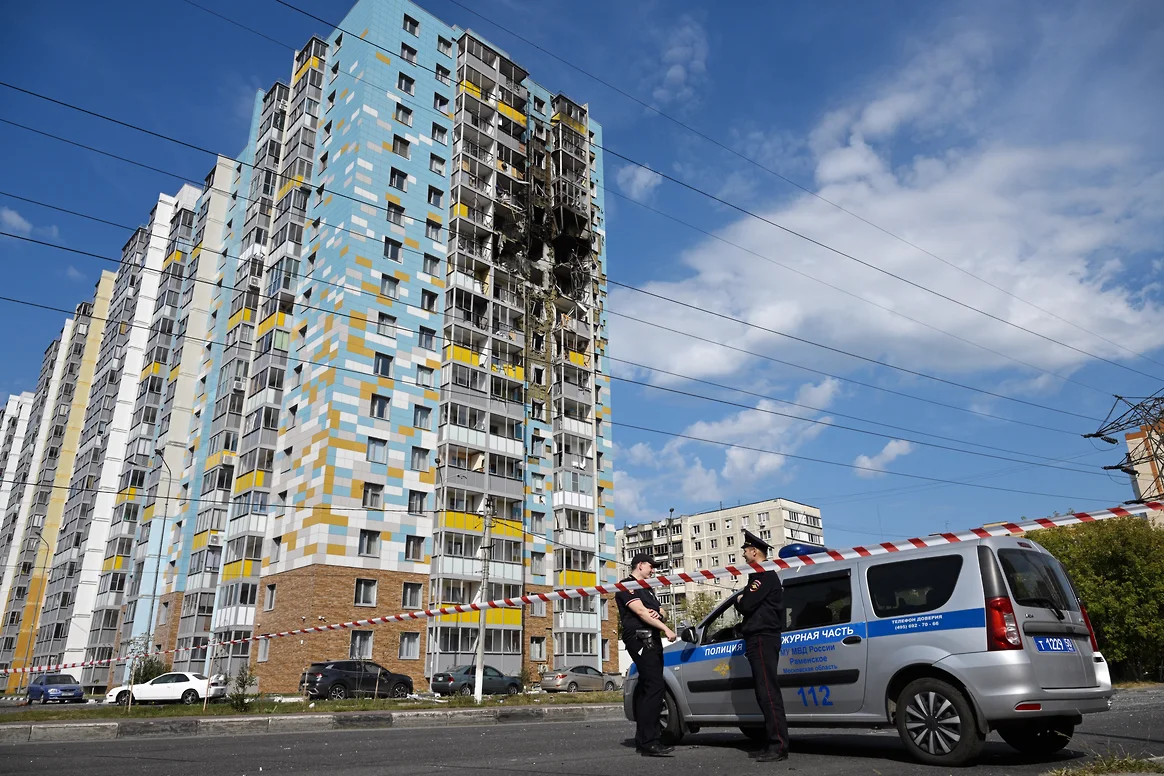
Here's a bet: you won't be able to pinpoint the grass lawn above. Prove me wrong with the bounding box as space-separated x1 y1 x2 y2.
1045 756 1164 775
0 690 624 724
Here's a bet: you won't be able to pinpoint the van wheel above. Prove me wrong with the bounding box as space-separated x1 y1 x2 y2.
896 678 984 766
997 719 1075 755
740 726 768 742
659 691 684 745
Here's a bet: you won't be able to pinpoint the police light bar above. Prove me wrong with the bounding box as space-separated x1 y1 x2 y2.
778 542 829 559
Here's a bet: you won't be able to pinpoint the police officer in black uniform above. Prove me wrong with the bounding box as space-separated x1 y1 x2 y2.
615 553 677 757
735 530 789 762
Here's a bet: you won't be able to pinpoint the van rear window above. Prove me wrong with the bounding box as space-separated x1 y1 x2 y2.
867 555 963 618
997 549 1078 612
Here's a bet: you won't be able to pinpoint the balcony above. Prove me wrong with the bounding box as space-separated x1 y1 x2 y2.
452 170 492 197
456 140 494 166
457 110 495 137
554 415 593 436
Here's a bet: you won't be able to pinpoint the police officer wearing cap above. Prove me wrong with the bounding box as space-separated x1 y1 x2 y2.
735 530 789 762
615 553 677 757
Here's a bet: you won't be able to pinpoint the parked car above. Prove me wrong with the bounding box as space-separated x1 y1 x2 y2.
541 665 624 693
27 673 85 704
105 672 226 706
431 665 521 696
299 660 413 700
624 535 1112 767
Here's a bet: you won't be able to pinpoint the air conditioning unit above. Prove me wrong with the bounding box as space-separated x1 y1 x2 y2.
207 534 222 547
232 378 245 392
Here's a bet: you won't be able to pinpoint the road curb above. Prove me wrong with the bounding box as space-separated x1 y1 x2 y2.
0 703 623 743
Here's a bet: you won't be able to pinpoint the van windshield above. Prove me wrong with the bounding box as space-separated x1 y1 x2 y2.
997 549 1078 612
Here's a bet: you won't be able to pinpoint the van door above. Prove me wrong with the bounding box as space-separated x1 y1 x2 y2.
779 568 868 715
995 545 1096 689
678 592 759 721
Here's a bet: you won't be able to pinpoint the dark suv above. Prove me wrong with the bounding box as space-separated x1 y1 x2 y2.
299 660 413 700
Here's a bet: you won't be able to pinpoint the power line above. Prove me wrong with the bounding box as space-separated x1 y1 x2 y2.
0 294 1116 504
246 5 1164 382
434 0 1164 375
611 421 1116 503
0 68 1133 411
0 289 1108 481
160 0 1120 401
609 283 1101 422
0 176 1096 435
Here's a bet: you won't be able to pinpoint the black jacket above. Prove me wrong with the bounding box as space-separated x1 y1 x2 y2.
735 570 785 637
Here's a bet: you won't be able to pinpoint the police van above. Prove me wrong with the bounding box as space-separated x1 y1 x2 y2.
623 534 1113 766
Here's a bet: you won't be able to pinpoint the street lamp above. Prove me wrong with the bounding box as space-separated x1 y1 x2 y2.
17 533 52 696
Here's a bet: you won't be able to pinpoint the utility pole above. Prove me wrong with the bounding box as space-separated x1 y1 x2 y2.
148 447 172 655
1086 390 1164 504
473 496 494 703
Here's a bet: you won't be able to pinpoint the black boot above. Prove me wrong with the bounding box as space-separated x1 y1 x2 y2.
755 749 788 763
637 743 675 757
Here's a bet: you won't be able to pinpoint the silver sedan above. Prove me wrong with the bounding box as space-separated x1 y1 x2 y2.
540 665 624 692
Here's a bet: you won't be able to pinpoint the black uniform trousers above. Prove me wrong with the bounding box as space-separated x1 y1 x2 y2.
745 632 789 753
625 631 665 747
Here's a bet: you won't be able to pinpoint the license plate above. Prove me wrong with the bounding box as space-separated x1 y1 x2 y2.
1033 636 1077 653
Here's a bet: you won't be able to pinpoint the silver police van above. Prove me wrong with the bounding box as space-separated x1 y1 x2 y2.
624 534 1112 766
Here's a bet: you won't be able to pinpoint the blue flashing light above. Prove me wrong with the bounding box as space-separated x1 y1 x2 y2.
778 542 829 559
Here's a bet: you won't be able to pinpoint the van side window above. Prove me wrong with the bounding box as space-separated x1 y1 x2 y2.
866 555 963 618
784 573 852 631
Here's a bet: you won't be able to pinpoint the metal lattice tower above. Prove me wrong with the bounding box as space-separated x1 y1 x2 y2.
1085 389 1164 503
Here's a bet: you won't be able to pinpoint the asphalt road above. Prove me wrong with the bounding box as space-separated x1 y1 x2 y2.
2 689 1161 775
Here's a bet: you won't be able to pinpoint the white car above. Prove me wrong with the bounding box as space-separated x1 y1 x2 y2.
105 672 226 706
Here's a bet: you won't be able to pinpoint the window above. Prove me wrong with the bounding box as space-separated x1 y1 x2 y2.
405 535 424 560
359 529 381 557
438 36 452 56
398 73 415 95
380 274 399 297
418 327 435 350
429 155 445 175
694 541 702 552
867 556 964 619
392 135 410 159
410 446 429 470
264 584 276 611
362 483 383 509
602 638 610 661
370 394 390 419
386 203 404 225
355 578 377 606
400 43 417 63
377 313 396 337
433 93 449 112
423 254 440 275
531 552 545 575
399 632 420 659
402 582 422 609
421 290 437 311
271 536 282 563
783 572 853 631
425 220 441 241
417 366 434 387
367 437 387 463
997 550 1078 613
427 187 444 208
257 638 270 662
408 490 426 515
435 64 451 85
530 636 546 661
531 599 546 617
534 97 545 113
318 151 328 173
431 123 447 144
709 539 718 550
350 630 373 659
374 353 392 377
402 14 418 34
389 167 407 190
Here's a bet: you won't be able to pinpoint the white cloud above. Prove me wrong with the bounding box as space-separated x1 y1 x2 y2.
611 8 1164 391
643 15 709 109
854 439 914 478
615 163 663 202
0 207 33 237
64 265 85 282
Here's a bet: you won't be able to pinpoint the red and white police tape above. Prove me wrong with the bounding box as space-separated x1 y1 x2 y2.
2 500 1159 676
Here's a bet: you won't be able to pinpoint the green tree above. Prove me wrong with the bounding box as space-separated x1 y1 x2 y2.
228 664 258 711
679 592 720 626
131 655 170 685
1033 517 1164 681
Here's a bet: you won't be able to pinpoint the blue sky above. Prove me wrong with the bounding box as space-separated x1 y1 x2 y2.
2 0 1162 549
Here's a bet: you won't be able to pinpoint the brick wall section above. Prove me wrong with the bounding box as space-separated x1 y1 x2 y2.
250 565 429 694
601 594 619 674
151 591 184 656
522 583 553 681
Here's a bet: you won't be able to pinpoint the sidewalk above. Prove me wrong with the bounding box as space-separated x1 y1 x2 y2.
0 703 624 743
